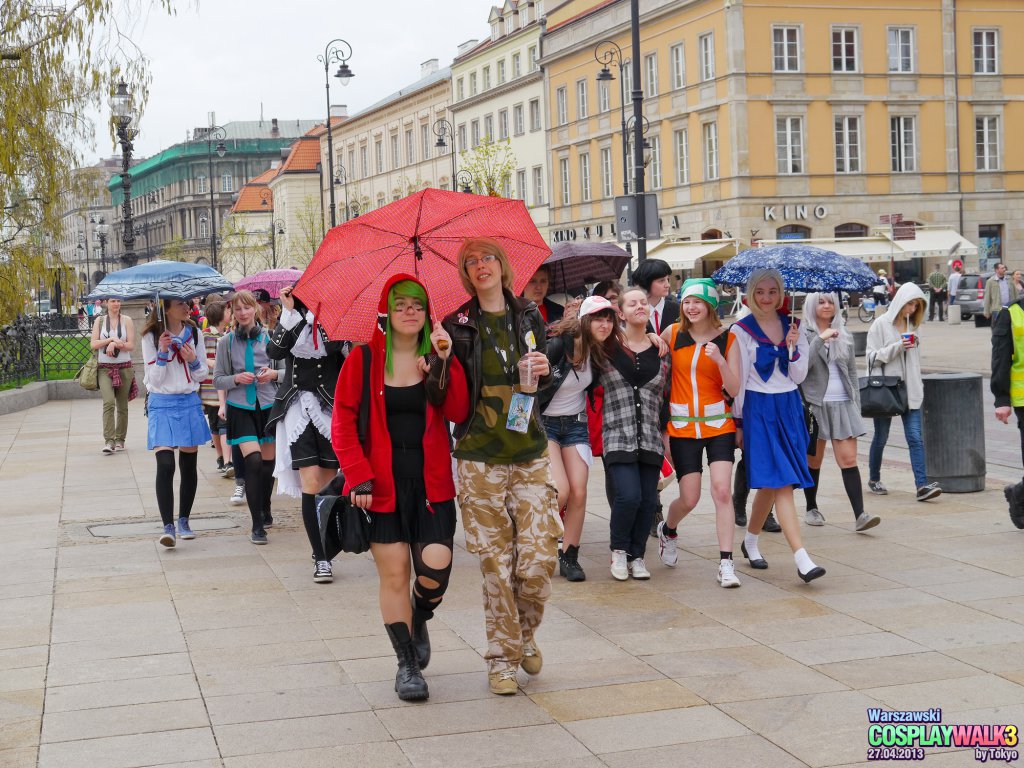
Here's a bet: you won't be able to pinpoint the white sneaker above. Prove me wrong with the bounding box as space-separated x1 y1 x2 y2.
717 559 741 588
610 550 629 581
628 558 651 580
229 485 245 505
805 508 826 526
656 521 678 567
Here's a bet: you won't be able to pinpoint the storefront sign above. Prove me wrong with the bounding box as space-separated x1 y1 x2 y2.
552 224 608 243
763 204 828 222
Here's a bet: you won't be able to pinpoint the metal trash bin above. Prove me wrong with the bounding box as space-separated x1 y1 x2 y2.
921 373 986 492
852 330 867 357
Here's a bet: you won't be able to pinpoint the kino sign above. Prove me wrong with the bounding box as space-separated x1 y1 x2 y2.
763 204 828 221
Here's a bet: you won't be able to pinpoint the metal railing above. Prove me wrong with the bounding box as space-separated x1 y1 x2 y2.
0 315 93 389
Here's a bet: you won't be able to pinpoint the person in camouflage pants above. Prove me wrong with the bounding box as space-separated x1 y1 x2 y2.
443 237 561 695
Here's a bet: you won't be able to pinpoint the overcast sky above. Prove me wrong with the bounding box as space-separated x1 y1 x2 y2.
85 0 492 161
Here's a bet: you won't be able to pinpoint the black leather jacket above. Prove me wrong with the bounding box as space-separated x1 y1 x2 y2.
266 314 346 431
442 289 551 441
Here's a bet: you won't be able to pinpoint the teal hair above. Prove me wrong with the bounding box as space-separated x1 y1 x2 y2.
385 280 432 375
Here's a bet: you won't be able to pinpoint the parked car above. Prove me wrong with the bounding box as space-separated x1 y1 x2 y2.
954 272 993 322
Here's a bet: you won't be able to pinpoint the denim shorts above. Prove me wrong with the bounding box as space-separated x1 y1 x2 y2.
542 413 590 447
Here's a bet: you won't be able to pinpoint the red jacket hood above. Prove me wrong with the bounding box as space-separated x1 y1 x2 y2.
372 272 434 349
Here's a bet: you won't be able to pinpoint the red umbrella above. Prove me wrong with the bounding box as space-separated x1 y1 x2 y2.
293 189 551 342
234 268 303 299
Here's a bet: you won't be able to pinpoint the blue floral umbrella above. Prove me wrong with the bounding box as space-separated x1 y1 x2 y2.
711 244 881 292
85 260 234 302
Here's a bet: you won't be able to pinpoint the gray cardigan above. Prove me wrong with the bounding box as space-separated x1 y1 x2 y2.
213 328 280 409
801 331 860 409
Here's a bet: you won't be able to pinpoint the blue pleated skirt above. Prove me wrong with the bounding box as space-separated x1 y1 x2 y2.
744 389 813 490
147 392 213 450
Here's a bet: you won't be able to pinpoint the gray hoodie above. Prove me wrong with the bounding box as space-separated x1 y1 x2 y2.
213 327 279 409
866 282 926 410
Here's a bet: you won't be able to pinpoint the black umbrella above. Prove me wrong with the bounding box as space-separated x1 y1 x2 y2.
544 241 631 294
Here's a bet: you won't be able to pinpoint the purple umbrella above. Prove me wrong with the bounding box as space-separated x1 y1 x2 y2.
543 241 631 294
234 268 303 299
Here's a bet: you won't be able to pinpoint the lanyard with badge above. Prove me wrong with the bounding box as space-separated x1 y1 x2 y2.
482 308 536 433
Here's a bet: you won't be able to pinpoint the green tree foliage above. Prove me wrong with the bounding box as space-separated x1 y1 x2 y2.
219 216 271 279
288 196 324 267
458 138 517 197
0 0 175 322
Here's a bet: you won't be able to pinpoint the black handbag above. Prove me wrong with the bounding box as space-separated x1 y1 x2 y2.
859 355 908 419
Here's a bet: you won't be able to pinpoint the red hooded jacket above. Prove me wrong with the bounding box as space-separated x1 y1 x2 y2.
331 274 469 512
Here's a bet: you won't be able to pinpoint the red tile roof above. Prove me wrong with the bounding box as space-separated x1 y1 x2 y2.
231 167 279 214
280 136 321 173
306 116 345 138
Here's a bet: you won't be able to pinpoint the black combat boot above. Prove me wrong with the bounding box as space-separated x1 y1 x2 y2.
411 608 432 670
385 623 428 701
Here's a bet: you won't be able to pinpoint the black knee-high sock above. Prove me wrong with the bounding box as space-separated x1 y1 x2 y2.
302 493 327 560
841 466 865 520
243 452 264 530
261 460 276 515
155 451 176 527
232 444 245 481
733 456 749 510
804 468 821 509
178 451 198 520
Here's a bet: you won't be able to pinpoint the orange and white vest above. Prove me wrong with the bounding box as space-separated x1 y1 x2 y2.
667 325 735 439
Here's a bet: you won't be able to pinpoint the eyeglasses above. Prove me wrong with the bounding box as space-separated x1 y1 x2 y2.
464 253 499 270
393 301 425 314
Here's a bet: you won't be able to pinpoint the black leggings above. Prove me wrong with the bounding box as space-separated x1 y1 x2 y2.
411 540 453 617
155 449 198 527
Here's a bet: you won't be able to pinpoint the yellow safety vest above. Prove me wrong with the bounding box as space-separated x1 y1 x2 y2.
1009 304 1024 406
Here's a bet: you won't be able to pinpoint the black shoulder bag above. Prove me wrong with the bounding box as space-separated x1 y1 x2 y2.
858 352 908 419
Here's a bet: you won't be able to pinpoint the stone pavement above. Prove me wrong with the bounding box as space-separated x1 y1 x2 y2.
2 395 1024 768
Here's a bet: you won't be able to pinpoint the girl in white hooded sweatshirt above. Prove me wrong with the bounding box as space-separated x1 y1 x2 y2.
865 282 942 502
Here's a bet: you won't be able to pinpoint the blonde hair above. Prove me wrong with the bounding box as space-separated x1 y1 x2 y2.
679 296 723 332
903 298 926 328
457 237 514 295
229 290 259 313
746 268 785 318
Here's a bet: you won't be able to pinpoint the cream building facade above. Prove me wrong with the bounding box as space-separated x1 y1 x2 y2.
541 0 1024 276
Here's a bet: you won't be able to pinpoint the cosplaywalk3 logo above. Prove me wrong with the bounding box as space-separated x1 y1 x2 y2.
866 708 1019 762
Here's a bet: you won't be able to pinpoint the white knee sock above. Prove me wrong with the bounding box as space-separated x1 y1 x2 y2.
794 547 817 574
743 532 761 561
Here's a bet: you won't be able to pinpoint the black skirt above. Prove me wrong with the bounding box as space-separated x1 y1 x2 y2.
368 477 456 545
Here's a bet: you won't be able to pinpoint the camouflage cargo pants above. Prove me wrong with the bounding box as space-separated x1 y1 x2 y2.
457 456 561 673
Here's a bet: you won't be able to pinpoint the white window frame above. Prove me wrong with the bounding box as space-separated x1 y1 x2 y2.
469 72 478 95
644 52 659 97
559 157 570 205
576 79 588 119
497 59 506 84
219 173 232 193
670 43 685 90
772 26 801 73
834 115 861 174
513 104 525 136
579 153 591 202
512 52 522 78
674 128 689 185
598 80 610 113
471 120 481 148
390 134 400 169
973 29 999 75
529 45 539 72
532 166 544 205
831 27 858 73
516 169 527 200
375 140 384 173
198 216 209 239
196 174 207 194
483 114 494 142
483 66 491 90
421 124 430 159
456 78 465 101
498 109 509 140
405 129 414 164
457 124 467 152
699 34 715 81
600 147 613 198
890 115 917 172
649 136 662 189
556 86 568 126
622 60 633 97
976 115 1000 171
887 27 915 73
360 146 368 177
776 116 804 174
530 99 542 131
702 121 719 180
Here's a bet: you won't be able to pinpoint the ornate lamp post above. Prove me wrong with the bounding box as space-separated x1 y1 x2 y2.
196 125 228 272
334 165 350 222
94 217 109 278
432 118 457 186
110 80 138 268
269 219 285 269
318 38 355 228
594 41 629 198
456 169 476 194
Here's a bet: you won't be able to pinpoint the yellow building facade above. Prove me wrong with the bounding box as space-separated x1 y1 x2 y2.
542 0 1024 273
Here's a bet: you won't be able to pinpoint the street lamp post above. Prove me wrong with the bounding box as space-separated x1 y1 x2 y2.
95 218 109 278
110 80 138 268
594 41 629 198
432 118 457 187
334 165 350 222
629 0 647 262
198 125 228 272
456 169 475 194
318 38 355 229
269 219 285 269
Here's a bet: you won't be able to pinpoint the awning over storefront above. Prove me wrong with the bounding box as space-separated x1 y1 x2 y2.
890 228 978 261
645 239 741 271
756 236 906 262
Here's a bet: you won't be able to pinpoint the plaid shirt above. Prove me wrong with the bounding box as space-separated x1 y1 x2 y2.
600 346 670 461
927 271 947 292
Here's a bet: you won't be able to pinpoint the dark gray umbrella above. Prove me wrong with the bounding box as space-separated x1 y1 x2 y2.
544 241 631 294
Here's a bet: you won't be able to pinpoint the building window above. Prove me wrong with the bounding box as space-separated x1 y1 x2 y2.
483 114 494 142
469 72 478 95
579 153 591 202
556 86 568 126
360 146 368 177
497 59 506 84
699 34 715 81
887 27 914 73
832 27 858 72
974 29 998 74
773 27 800 72
405 130 415 164
377 193 385 209
516 169 526 200
498 109 509 140
622 59 633 98
670 43 685 89
600 147 613 198
576 80 588 119
835 222 868 238
198 216 208 239
512 52 522 78
348 149 355 178
196 174 207 194
644 53 658 97
777 224 811 239
834 116 861 173
483 66 491 90
520 4 529 25
490 21 499 42
529 45 538 72
513 104 525 135
375 140 384 173
890 115 917 172
976 115 1000 171
559 158 570 205
598 80 610 113
626 139 636 194
529 98 541 131
702 121 719 180
532 166 544 205
421 124 431 158
219 173 232 193
674 128 689 185
471 120 481 147
391 134 400 169
457 124 467 152
456 78 464 101
649 136 662 189
776 116 804 174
